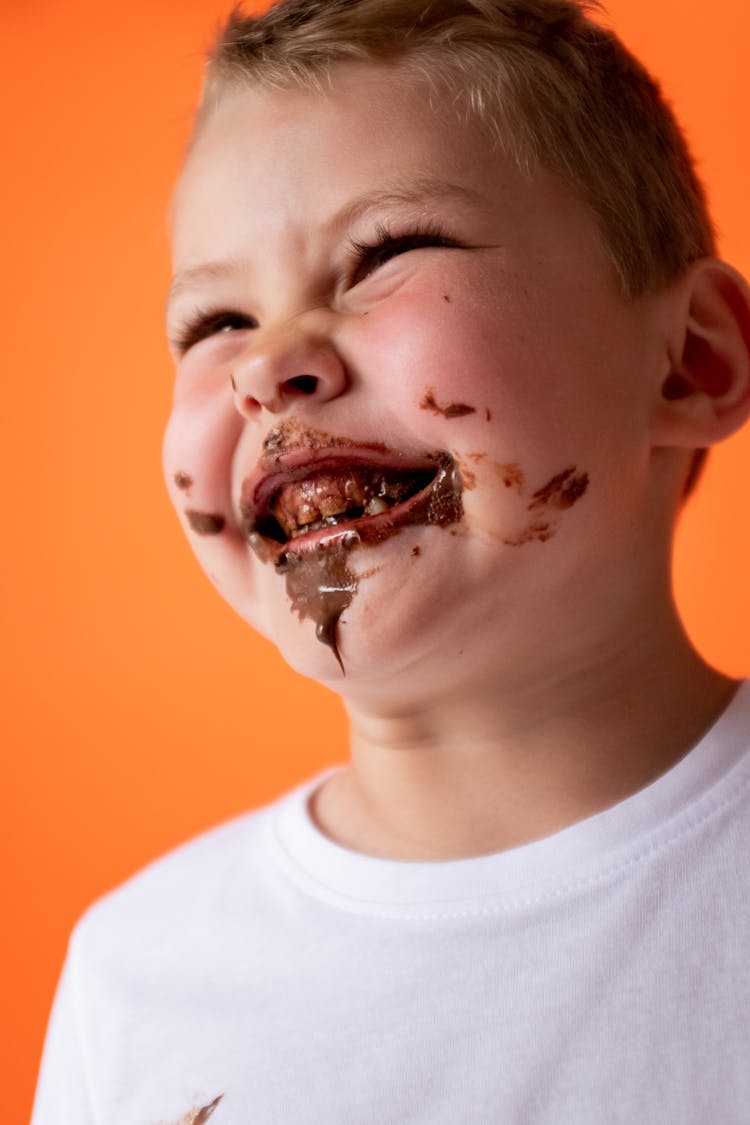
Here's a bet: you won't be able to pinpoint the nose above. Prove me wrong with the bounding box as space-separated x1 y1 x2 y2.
231 311 348 417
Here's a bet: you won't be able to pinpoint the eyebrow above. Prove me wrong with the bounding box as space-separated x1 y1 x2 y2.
166 258 247 309
166 177 482 308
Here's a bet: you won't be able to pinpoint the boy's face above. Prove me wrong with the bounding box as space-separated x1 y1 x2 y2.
164 64 665 694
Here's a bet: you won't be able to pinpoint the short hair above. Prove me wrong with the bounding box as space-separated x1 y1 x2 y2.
196 0 715 494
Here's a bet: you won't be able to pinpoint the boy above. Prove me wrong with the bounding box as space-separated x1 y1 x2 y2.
33 0 750 1121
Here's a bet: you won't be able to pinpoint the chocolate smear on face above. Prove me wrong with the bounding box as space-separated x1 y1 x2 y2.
528 467 589 511
262 420 388 459
452 453 477 490
174 470 193 492
277 536 358 673
502 464 589 547
186 510 225 535
245 441 462 670
420 390 476 418
503 520 553 547
496 462 525 493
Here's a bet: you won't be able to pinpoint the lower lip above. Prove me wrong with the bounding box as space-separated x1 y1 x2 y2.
247 454 463 567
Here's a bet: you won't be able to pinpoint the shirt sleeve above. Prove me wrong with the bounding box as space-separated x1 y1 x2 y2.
31 936 96 1125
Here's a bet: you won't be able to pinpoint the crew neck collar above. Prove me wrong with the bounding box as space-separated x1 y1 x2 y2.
263 681 750 919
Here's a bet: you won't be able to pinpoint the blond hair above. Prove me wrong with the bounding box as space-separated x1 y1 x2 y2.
198 0 715 491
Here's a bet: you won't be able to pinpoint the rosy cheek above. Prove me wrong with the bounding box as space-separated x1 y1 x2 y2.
162 388 243 523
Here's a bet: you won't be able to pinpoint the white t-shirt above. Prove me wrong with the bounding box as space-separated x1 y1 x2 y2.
33 684 750 1124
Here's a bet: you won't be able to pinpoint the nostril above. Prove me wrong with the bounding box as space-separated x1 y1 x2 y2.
287 374 318 396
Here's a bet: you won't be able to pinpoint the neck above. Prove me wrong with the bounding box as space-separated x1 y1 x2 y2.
310 606 737 860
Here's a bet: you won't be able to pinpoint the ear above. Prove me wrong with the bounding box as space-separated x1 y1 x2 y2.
651 258 750 449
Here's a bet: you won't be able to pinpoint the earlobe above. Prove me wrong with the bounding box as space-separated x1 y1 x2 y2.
653 259 750 448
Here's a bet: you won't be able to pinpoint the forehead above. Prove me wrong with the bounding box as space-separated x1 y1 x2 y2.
174 67 485 235
171 62 608 284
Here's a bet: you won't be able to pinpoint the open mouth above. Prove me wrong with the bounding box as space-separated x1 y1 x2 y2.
241 450 462 561
257 464 436 541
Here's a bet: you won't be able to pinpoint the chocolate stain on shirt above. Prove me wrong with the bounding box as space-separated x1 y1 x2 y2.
186 510 226 536
420 390 477 418
162 1093 223 1125
192 1094 224 1122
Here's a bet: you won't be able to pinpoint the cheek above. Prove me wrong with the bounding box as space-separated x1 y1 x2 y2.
162 397 273 635
162 388 243 517
356 274 544 443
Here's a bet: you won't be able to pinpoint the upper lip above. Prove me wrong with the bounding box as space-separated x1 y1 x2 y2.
239 444 441 542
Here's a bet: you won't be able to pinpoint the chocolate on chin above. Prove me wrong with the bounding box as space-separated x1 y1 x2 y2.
246 445 463 673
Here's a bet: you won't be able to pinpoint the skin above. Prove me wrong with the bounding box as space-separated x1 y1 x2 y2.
164 64 746 860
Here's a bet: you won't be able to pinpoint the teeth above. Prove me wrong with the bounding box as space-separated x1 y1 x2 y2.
262 465 437 542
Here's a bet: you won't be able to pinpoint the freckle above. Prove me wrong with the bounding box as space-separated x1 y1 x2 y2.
485 408 492 422
174 470 193 491
411 546 421 557
185 509 225 535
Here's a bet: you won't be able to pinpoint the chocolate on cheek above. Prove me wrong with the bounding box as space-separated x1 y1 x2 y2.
496 462 525 494
174 470 193 492
528 467 590 511
501 465 590 547
420 389 477 419
185 510 226 535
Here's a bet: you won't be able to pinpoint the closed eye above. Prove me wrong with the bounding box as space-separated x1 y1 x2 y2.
171 308 257 356
348 222 461 285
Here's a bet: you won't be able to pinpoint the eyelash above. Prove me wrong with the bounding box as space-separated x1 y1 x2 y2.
172 223 458 355
346 221 460 284
172 309 257 356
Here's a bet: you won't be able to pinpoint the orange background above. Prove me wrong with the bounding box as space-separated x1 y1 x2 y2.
4 2 749 1119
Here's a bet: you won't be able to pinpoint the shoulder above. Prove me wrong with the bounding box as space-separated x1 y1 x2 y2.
68 784 292 966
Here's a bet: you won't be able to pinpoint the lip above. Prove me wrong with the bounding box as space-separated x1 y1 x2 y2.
239 445 460 564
